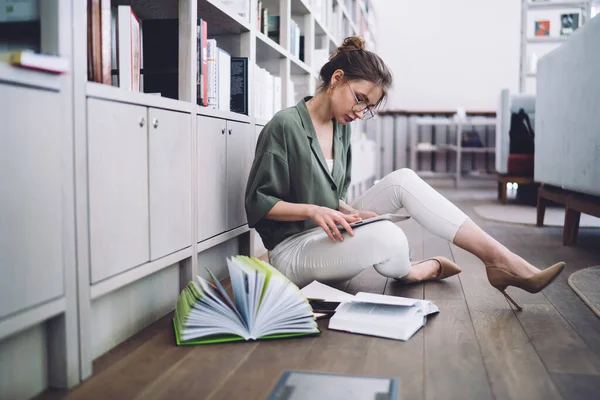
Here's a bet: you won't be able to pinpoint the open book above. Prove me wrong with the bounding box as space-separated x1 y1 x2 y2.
301 281 438 341
173 256 320 345
329 292 439 341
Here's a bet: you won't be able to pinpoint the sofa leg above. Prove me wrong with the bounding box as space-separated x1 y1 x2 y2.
536 194 546 227
563 207 581 246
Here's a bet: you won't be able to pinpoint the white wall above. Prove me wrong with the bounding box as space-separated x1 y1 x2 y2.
371 0 521 111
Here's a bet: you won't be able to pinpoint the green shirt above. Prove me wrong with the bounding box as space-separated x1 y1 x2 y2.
245 96 352 250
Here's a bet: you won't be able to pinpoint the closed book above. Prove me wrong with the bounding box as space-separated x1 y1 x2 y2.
173 256 319 345
230 57 248 115
116 6 140 91
141 18 178 99
207 39 218 108
197 19 208 106
217 47 231 111
1 50 69 73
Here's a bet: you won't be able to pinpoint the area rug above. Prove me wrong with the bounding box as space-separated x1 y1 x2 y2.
473 204 600 228
568 266 600 317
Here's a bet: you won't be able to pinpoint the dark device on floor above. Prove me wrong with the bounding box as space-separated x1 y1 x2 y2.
308 300 341 314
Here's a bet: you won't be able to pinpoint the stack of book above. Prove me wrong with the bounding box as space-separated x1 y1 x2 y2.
87 5 249 115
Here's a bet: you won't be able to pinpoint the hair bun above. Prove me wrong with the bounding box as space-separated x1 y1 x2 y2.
330 36 366 60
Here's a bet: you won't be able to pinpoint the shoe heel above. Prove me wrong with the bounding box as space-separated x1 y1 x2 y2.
499 289 523 311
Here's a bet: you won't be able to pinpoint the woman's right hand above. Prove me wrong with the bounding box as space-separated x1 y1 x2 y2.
308 205 362 242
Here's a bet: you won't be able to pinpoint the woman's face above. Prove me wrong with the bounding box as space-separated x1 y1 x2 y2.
329 73 383 125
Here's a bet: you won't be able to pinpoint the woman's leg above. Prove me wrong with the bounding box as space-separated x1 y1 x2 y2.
268 221 411 288
351 168 540 279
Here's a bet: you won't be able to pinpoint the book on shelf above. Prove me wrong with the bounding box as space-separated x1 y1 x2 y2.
217 47 231 111
230 56 248 115
267 15 280 43
197 18 208 107
207 38 218 108
87 0 112 84
0 0 39 22
0 50 69 74
173 256 320 345
535 20 550 36
116 5 140 91
140 18 179 99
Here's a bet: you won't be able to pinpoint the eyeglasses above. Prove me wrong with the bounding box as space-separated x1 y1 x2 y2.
345 78 376 120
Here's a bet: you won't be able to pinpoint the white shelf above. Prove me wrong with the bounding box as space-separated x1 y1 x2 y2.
254 117 270 126
86 82 193 113
197 224 250 253
526 1 589 10
314 16 340 47
90 247 193 300
291 0 312 14
461 118 497 126
197 105 252 123
0 297 66 341
458 146 496 153
200 0 253 34
0 63 62 92
415 117 456 126
339 1 358 35
290 54 314 76
256 31 288 60
527 36 570 43
416 144 457 152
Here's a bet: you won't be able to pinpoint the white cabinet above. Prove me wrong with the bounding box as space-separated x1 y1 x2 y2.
226 120 254 229
0 84 64 318
148 108 192 260
197 117 254 242
87 99 150 283
197 116 228 242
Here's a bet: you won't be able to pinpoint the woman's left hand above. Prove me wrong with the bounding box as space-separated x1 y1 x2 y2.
358 210 379 219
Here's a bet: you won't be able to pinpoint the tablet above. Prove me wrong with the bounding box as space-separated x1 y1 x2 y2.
344 213 411 229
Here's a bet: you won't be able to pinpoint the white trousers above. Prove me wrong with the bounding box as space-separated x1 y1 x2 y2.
268 168 470 288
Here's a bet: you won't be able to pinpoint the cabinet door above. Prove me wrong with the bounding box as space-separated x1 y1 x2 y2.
226 120 254 230
0 84 63 319
148 108 192 260
88 99 150 283
197 116 227 241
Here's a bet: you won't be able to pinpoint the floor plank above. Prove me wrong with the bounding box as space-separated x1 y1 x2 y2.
202 335 317 400
452 245 564 400
424 300 493 400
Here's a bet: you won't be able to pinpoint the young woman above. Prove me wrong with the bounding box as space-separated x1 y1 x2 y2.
244 36 564 310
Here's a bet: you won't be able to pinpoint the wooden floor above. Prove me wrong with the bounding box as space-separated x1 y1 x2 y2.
38 187 600 400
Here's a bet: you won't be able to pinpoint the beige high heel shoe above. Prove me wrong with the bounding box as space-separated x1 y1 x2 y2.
411 256 462 280
486 262 566 311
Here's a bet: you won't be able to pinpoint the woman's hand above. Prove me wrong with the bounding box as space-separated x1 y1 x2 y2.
358 210 379 219
308 205 361 242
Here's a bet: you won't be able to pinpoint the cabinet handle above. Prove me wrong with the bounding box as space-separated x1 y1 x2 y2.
152 118 159 128
139 117 145 127
228 127 232 135
222 128 225 135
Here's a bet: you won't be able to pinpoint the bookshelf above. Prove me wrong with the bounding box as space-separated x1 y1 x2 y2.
520 0 594 93
0 0 378 396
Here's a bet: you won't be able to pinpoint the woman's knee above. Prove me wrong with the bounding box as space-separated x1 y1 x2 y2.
388 168 418 185
370 223 411 279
